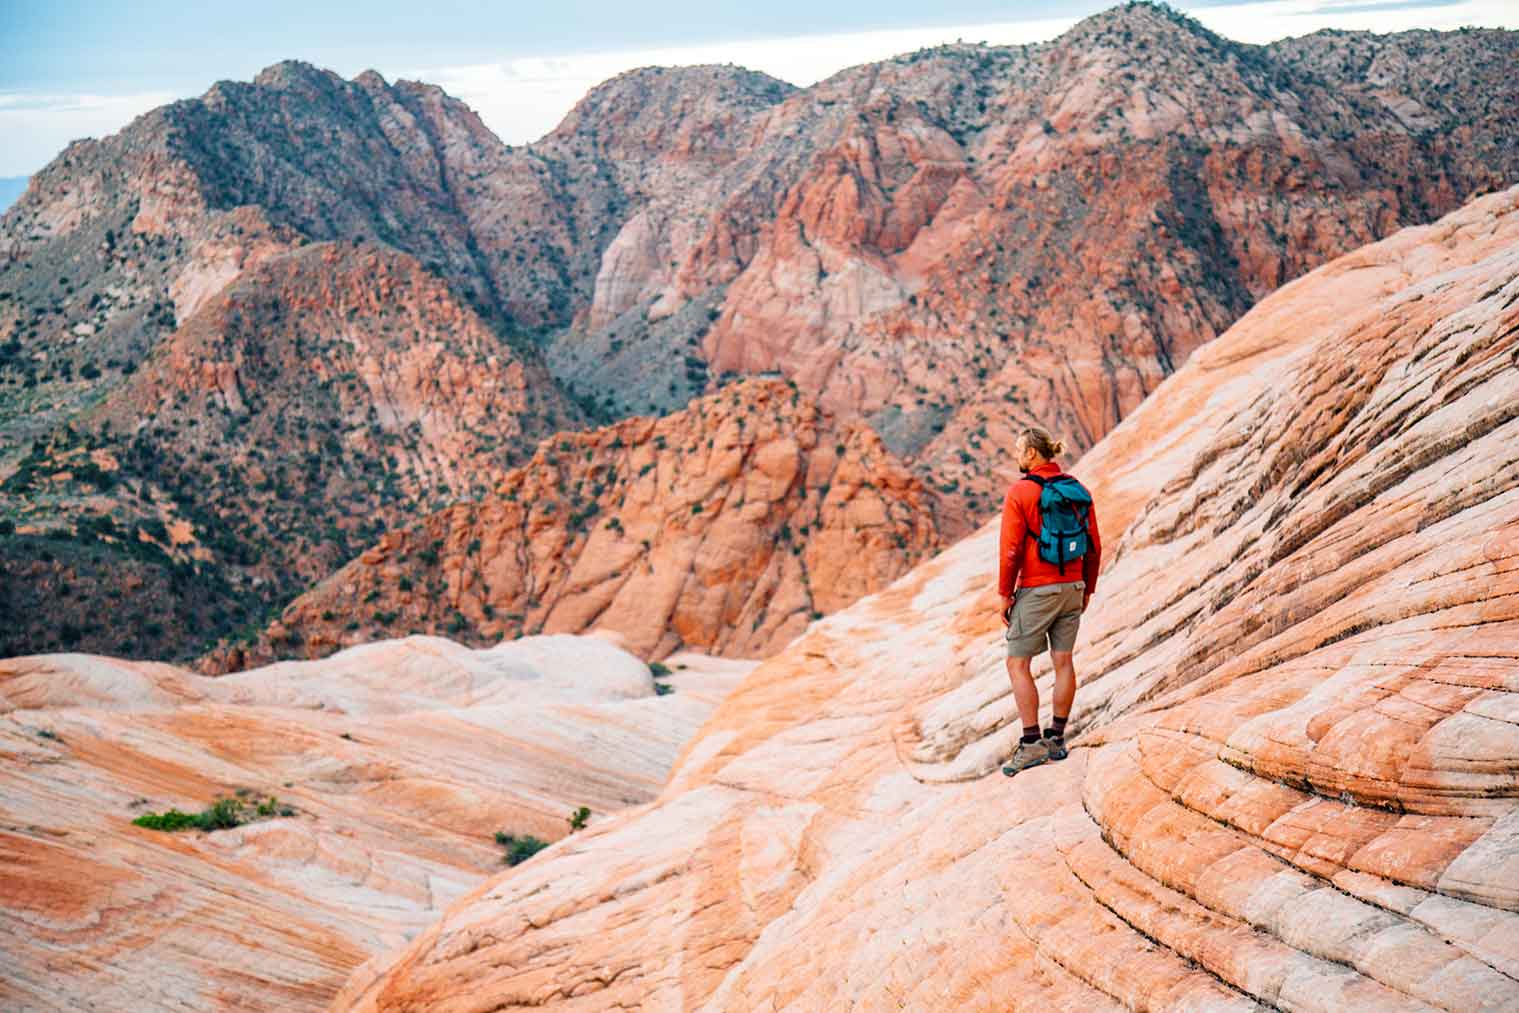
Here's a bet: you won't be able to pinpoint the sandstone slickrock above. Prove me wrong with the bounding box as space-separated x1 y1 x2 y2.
225 378 941 671
335 188 1519 1011
0 635 754 1011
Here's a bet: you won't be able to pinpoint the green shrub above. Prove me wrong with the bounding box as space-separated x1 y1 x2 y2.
132 808 203 832
132 794 291 832
648 661 671 678
568 806 590 831
494 831 549 866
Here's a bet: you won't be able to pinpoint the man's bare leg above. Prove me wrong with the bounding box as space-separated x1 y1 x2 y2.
1050 651 1077 723
1002 653 1052 774
1006 655 1040 730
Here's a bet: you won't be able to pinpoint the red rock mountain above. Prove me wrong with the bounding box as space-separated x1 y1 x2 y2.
1 241 579 660
2 3 1516 663
560 7 1517 533
218 378 940 670
0 58 787 661
336 185 1519 1013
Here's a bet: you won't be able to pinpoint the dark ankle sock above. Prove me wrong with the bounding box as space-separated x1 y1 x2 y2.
1021 725 1040 744
1045 715 1068 739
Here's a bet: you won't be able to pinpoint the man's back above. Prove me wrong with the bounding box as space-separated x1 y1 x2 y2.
997 461 1102 598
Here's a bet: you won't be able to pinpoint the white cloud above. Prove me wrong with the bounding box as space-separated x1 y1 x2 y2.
408 0 1516 147
409 15 1081 146
0 90 180 177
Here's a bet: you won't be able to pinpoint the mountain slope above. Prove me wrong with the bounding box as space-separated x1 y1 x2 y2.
0 241 580 660
3 4 1516 662
548 5 1518 531
336 187 1519 1011
0 60 789 660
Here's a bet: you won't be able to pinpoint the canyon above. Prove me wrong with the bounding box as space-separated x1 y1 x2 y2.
1 7 1517 1008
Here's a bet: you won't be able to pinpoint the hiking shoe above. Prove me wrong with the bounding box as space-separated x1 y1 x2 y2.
1001 738 1051 776
1043 734 1068 761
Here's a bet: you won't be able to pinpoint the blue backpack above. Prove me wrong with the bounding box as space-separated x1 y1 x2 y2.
1025 474 1093 575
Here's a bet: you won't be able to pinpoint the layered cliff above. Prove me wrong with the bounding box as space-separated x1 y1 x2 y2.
337 187 1519 1011
221 378 941 670
0 636 754 1010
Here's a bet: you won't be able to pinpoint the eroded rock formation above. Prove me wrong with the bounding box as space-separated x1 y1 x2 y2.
222 378 940 669
0 636 754 1010
336 188 1519 1011
0 241 580 661
553 6 1519 531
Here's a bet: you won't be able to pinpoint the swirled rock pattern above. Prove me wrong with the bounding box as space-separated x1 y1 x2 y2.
0 636 754 1011
337 188 1519 1011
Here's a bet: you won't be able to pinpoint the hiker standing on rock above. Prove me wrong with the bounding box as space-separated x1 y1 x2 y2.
998 427 1101 776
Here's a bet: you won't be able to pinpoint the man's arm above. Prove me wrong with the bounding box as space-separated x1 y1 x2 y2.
1082 501 1101 608
998 486 1025 620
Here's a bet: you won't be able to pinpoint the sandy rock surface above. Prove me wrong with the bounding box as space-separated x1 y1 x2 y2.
337 188 1519 1011
0 636 754 1010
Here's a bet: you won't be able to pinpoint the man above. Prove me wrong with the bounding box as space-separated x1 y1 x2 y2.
998 426 1101 776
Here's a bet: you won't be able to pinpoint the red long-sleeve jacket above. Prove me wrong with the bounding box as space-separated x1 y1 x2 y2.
998 461 1102 598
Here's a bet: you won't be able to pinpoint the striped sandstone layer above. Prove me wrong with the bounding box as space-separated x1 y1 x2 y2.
0 636 753 1010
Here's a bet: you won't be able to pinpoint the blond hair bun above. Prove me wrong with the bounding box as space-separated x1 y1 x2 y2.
1020 427 1064 460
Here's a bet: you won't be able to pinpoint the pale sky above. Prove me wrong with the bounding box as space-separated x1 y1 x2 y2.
1 0 1515 179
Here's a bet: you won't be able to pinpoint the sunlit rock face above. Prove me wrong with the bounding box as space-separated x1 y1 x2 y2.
337 188 1519 1012
0 636 754 1010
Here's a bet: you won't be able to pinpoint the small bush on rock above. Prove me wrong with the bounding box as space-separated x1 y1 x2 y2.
495 831 549 866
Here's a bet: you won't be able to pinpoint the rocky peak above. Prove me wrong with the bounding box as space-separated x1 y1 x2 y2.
1068 1 1230 49
351 68 389 92
249 58 345 93
541 64 796 179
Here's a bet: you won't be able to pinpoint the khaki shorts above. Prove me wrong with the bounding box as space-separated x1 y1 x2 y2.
1005 580 1085 658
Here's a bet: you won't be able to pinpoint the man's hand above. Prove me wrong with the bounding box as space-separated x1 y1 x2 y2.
1000 594 1014 626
